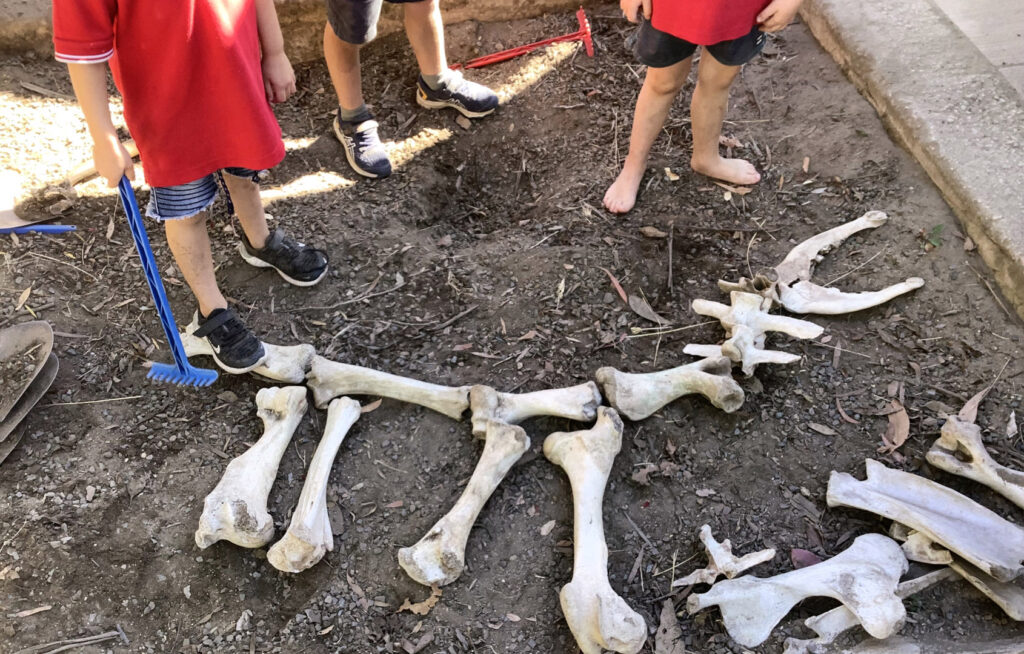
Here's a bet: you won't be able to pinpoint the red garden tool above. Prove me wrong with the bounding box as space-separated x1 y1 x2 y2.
452 8 594 70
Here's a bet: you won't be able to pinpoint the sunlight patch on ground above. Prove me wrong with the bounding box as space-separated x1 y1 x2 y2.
284 137 318 152
261 171 354 204
491 42 579 103
387 126 454 170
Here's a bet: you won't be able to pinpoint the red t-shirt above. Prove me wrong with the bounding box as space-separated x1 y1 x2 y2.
652 0 771 45
53 0 285 188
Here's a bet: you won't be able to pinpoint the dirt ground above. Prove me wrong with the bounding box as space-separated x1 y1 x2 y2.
2 6 1024 653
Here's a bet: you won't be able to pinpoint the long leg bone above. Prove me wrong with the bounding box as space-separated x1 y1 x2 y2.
926 415 1024 510
195 386 307 549
267 396 361 573
306 355 470 419
672 524 776 587
774 211 889 286
398 421 529 586
468 382 601 437
181 317 315 383
827 459 1024 582
687 533 908 648
778 278 925 316
544 408 647 654
596 356 744 420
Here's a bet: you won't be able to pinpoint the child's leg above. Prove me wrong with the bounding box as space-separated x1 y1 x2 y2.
164 212 228 317
403 0 446 75
603 57 693 214
221 172 270 249
689 53 761 185
324 23 366 113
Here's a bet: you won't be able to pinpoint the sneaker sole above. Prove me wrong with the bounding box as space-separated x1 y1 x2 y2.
238 244 329 287
332 119 387 179
416 90 497 118
209 349 266 375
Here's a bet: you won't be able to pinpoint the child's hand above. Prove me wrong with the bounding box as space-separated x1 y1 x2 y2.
93 134 135 188
262 51 296 104
757 0 804 32
620 0 651 23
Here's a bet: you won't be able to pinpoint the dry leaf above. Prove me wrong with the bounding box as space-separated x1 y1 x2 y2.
15 286 30 311
106 216 115 240
712 181 752 195
836 397 860 425
506 613 521 622
664 167 679 181
719 135 744 149
628 294 671 325
802 156 810 173
540 519 556 536
0 565 19 581
361 398 383 413
453 343 473 351
654 599 687 654
599 267 628 304
384 500 404 509
878 400 910 454
964 236 976 251
555 277 566 305
790 548 822 569
807 422 838 437
517 330 539 341
695 488 716 497
1007 411 1018 439
631 464 657 486
398 585 442 616
640 226 668 239
959 387 989 424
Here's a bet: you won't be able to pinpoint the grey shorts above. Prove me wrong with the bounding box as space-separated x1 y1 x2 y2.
327 0 426 45
147 168 265 221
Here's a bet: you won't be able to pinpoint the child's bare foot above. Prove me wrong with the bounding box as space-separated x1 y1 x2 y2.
603 165 645 214
691 155 761 186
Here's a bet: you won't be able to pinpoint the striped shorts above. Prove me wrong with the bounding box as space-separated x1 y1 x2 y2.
146 167 266 221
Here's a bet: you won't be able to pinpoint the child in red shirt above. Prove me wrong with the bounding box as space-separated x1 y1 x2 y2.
604 0 803 214
53 0 329 374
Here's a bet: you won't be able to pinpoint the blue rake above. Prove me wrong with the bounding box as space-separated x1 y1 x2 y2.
117 176 218 387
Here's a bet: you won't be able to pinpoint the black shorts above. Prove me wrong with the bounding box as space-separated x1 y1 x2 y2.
636 20 766 68
327 0 426 45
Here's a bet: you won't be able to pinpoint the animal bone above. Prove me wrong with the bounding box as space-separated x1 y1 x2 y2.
683 342 801 376
926 415 1024 510
181 317 315 383
468 382 601 437
544 407 647 654
827 459 1024 582
267 396 361 573
842 637 1024 654
306 355 470 419
595 356 744 420
774 211 889 286
901 531 953 565
399 421 529 586
195 386 307 549
687 533 908 648
672 524 776 587
717 274 778 303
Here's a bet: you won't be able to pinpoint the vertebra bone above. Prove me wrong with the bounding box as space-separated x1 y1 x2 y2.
399 421 529 586
595 356 744 421
195 386 307 549
306 355 470 419
926 415 1024 510
683 343 800 375
672 524 776 587
267 396 361 573
687 533 908 648
544 407 647 654
181 317 315 383
468 382 601 437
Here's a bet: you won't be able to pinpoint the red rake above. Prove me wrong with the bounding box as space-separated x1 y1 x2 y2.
451 8 594 70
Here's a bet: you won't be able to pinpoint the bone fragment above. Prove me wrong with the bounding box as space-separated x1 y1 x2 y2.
267 397 361 573
687 533 908 648
468 382 601 437
717 274 778 303
777 278 925 316
595 356 744 420
827 459 1024 582
306 355 470 419
672 524 776 587
841 637 1024 654
544 408 647 654
902 531 953 565
949 558 1024 621
774 211 888 286
926 415 1024 510
195 386 307 549
398 421 529 586
181 318 315 383
683 343 800 375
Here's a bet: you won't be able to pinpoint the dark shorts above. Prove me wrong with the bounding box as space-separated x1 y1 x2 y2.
327 0 426 45
636 20 766 68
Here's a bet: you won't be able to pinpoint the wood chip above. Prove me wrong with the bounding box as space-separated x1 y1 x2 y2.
807 422 838 436
398 585 441 616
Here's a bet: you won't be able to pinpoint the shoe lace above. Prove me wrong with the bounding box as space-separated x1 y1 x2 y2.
277 232 326 270
354 121 382 155
208 312 251 349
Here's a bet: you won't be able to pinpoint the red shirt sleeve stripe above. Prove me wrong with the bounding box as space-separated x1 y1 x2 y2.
52 0 117 62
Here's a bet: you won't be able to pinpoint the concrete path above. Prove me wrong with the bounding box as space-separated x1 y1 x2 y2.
931 0 1024 97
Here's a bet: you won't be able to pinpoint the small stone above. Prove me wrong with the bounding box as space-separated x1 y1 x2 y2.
85 486 96 502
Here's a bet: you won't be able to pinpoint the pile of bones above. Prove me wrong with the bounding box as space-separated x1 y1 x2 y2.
184 212 1023 653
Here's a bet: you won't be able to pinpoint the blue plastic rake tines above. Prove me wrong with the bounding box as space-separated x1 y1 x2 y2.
117 177 218 387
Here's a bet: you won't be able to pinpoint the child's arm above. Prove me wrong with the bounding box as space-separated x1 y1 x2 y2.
67 63 135 187
620 0 652 23
254 0 296 104
757 0 805 32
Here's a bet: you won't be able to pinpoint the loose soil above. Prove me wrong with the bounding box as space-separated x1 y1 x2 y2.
2 7 1023 653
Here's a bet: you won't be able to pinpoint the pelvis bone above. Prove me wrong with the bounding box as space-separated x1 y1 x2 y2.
268 396 361 573
544 408 647 654
596 356 744 421
672 524 776 587
181 317 315 383
687 533 908 648
195 386 307 549
926 415 1024 510
468 382 602 437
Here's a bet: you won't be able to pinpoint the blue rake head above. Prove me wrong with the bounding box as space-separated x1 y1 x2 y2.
147 362 218 387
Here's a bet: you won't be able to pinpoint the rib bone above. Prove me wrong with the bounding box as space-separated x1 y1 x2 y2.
195 386 307 549
687 533 908 648
544 407 647 654
267 397 361 573
596 356 744 421
774 211 889 286
672 524 776 587
778 278 925 315
181 317 315 383
468 382 601 437
306 355 470 419
926 415 1024 510
399 421 529 586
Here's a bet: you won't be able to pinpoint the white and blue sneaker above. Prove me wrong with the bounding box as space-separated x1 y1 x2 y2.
333 114 392 179
416 70 499 118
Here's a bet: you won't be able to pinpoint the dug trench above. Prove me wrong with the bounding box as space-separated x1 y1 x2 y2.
2 6 1023 653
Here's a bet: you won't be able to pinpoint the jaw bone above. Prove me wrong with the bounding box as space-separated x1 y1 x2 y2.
687 533 908 648
774 211 890 286
544 407 647 654
195 386 307 549
827 459 1024 582
672 524 776 587
399 421 529 586
596 356 744 421
468 382 601 438
267 397 361 573
181 317 315 383
306 355 470 419
926 415 1024 510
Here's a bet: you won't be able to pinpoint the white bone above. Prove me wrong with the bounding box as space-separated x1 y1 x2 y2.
683 342 801 376
595 356 744 420
949 558 1024 621
844 638 1024 654
901 531 953 565
306 355 470 419
687 533 908 648
468 382 601 438
774 211 889 286
672 524 776 587
195 386 307 549
926 415 1024 510
777 278 925 315
398 421 529 586
181 318 315 383
267 397 361 573
827 459 1024 582
544 408 648 654
717 274 779 303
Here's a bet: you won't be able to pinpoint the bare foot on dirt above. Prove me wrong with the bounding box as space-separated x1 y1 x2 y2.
691 156 761 186
603 165 645 214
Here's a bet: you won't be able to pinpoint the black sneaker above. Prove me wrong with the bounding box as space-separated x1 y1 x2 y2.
192 308 266 374
332 114 392 178
416 71 499 118
239 228 329 287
